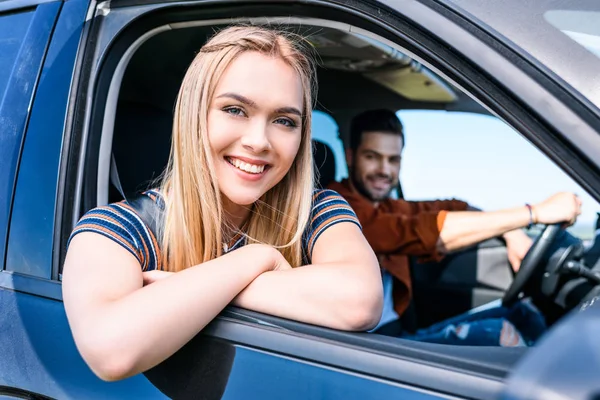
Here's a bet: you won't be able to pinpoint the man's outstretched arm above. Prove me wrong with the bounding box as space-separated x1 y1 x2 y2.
438 192 581 253
348 191 580 264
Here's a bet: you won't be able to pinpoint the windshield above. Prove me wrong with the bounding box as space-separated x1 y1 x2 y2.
446 0 600 110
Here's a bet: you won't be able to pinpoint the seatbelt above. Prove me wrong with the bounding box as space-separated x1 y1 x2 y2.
110 152 163 241
110 153 127 201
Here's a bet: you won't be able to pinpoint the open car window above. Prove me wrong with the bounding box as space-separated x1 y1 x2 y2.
398 110 600 241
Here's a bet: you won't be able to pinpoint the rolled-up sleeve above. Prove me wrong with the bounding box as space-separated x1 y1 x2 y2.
328 181 471 262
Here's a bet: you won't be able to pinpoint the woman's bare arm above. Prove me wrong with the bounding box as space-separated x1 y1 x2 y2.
231 222 383 331
62 233 279 381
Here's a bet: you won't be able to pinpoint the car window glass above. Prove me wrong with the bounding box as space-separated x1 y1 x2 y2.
311 110 349 181
0 11 34 98
0 9 36 272
397 110 600 240
544 10 600 59
447 1 600 108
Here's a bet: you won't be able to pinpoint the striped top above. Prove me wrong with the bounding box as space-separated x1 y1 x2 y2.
68 189 361 271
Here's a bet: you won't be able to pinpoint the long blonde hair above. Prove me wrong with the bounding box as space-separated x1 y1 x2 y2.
159 25 317 272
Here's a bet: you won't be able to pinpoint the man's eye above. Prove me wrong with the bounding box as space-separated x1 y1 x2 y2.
223 107 246 117
274 117 297 128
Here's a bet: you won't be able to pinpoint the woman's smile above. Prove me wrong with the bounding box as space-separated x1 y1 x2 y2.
225 156 271 181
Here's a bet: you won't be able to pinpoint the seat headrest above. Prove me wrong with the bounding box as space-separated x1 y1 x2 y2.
112 102 172 198
313 140 336 189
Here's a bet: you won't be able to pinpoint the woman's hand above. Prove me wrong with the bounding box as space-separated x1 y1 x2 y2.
243 243 293 272
141 245 291 286
142 270 174 285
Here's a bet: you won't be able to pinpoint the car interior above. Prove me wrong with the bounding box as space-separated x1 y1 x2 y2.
93 18 600 357
106 23 512 331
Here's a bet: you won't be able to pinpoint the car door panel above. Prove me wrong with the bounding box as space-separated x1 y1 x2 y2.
0 288 167 399
411 239 512 326
220 347 455 400
144 332 456 400
502 299 600 400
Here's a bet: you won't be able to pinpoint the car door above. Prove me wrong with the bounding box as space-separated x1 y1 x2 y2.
501 298 600 400
415 1 600 397
4 1 597 399
0 0 166 398
61 1 529 399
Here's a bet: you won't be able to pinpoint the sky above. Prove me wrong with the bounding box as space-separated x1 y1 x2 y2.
312 110 600 238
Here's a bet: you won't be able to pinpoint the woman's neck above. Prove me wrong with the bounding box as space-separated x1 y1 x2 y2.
222 198 252 241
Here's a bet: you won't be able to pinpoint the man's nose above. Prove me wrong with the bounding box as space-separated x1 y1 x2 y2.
377 159 393 176
240 119 271 153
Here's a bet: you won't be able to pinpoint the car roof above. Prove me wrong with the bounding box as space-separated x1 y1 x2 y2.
119 22 488 143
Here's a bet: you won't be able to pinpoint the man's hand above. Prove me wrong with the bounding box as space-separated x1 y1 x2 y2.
533 192 582 226
503 230 533 272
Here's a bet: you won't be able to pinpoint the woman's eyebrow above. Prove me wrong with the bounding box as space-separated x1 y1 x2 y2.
217 92 257 108
217 92 302 117
275 107 302 117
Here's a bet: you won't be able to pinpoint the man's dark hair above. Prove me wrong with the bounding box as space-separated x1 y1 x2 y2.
349 109 405 152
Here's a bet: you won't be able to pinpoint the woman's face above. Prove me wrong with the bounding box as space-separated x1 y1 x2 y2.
207 51 304 206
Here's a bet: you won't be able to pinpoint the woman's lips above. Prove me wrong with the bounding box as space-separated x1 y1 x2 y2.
225 156 270 181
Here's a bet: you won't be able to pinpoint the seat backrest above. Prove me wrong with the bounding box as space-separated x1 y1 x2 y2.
112 102 172 199
111 103 339 198
313 139 336 189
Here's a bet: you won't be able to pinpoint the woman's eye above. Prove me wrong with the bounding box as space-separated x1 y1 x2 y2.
274 117 297 128
223 107 246 117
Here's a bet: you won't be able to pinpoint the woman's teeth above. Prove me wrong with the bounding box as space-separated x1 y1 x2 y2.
227 157 266 174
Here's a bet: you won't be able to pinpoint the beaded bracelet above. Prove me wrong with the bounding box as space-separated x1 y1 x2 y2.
525 203 537 229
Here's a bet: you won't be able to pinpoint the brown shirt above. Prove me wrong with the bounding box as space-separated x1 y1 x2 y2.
328 179 469 316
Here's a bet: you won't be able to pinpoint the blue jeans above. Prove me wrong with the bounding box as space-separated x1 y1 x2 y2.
400 299 546 347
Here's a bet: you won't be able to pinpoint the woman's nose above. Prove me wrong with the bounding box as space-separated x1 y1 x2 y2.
240 119 271 153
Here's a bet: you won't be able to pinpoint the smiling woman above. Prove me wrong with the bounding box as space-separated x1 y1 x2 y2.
61 25 383 382
208 52 304 210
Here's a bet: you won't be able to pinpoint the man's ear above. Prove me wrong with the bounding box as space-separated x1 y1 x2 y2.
345 148 353 168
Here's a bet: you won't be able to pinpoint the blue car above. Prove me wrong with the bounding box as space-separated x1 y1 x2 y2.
1 0 600 398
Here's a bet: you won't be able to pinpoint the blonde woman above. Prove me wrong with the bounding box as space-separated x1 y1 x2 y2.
62 25 383 382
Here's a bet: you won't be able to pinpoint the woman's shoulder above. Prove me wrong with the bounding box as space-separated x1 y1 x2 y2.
68 190 163 270
76 189 163 223
302 188 362 261
311 188 349 204
307 188 360 227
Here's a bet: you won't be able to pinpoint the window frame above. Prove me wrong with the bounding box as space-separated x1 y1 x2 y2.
0 2 61 278
4 0 89 285
54 0 600 397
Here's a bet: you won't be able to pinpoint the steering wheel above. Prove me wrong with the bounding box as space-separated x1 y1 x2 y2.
502 224 563 307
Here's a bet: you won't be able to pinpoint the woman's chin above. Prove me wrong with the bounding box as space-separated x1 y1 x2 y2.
221 190 263 207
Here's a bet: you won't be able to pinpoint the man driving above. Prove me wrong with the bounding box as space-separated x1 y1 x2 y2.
328 109 582 346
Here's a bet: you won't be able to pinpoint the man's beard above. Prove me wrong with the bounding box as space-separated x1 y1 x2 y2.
349 166 394 203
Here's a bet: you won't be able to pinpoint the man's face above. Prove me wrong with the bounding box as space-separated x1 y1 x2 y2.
348 132 403 203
